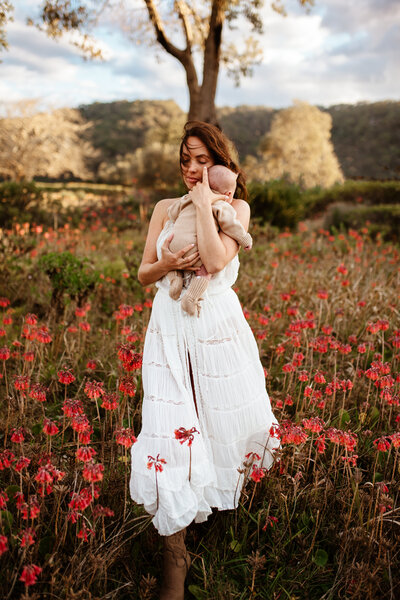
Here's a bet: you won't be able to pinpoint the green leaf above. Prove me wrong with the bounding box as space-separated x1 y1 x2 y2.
339 409 350 426
313 549 328 567
230 539 241 552
0 510 13 533
369 406 380 425
39 535 55 559
6 485 20 502
31 422 42 435
188 585 208 599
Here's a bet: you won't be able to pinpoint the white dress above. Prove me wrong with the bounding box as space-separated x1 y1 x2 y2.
129 218 281 536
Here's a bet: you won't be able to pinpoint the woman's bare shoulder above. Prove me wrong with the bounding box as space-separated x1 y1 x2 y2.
154 197 182 226
232 198 250 215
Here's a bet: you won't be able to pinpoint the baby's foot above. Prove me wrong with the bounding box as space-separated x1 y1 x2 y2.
169 276 183 300
181 293 203 317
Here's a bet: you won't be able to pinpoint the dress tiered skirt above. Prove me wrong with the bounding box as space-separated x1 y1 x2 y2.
129 278 281 536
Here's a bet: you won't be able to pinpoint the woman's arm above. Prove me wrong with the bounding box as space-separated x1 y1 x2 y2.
137 199 201 286
191 167 251 274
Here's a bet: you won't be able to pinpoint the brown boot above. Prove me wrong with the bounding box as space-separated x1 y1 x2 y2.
159 528 191 600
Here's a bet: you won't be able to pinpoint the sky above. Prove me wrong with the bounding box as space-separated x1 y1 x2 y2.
0 0 399 114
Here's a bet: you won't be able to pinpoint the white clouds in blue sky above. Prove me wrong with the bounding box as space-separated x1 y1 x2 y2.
0 0 399 112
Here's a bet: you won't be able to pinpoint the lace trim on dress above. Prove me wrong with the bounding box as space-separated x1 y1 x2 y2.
143 361 171 370
144 394 185 406
199 360 253 379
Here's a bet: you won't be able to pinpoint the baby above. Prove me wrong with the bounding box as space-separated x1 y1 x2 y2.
167 165 252 316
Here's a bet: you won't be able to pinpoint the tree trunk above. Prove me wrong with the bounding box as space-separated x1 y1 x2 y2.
187 0 226 125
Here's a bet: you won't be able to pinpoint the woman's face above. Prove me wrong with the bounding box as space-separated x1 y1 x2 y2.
180 136 215 190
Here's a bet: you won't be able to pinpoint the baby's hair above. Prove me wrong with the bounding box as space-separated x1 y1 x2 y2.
208 165 238 196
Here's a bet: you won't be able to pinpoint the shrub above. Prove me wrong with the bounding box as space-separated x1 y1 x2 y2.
248 179 304 228
38 251 100 316
325 204 400 241
0 181 47 228
303 180 400 217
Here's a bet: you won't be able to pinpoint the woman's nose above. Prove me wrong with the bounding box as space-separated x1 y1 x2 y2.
187 160 197 173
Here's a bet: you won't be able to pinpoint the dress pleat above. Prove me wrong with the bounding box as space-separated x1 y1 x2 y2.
129 217 281 535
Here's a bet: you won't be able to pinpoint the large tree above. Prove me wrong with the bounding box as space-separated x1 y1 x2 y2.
0 100 97 181
247 100 344 188
16 0 314 124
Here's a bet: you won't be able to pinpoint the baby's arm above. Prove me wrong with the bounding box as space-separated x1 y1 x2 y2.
212 201 252 251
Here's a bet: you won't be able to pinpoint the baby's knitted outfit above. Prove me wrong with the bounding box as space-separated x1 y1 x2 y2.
167 194 252 316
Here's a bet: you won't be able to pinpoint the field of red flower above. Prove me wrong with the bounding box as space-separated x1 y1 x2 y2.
0 207 399 599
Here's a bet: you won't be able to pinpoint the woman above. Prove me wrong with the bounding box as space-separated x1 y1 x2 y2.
130 121 280 599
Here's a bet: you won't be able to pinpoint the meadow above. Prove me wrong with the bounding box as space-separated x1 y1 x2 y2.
0 198 399 599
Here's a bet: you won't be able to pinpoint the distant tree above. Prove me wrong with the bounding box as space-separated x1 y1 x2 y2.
20 0 314 124
0 100 97 181
251 101 344 188
98 142 181 188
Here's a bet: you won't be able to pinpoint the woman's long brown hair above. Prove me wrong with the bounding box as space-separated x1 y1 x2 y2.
180 121 248 201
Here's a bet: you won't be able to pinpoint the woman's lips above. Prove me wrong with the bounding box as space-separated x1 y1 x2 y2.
186 177 199 185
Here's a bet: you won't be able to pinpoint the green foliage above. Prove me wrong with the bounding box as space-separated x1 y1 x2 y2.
326 204 400 241
248 179 304 228
303 179 400 216
0 180 47 227
38 251 99 314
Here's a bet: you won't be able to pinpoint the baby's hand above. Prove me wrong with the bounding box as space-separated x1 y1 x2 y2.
225 191 233 204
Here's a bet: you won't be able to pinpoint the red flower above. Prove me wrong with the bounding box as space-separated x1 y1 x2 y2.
3 316 12 325
36 327 52 344
77 523 95 542
75 307 87 318
317 290 329 300
43 418 59 436
86 360 97 370
0 535 8 556
58 369 75 385
101 392 119 410
14 375 30 391
0 491 9 509
115 427 137 448
11 427 25 443
298 370 309 382
84 379 105 399
82 461 104 482
0 347 10 360
20 527 36 548
250 465 266 482
373 436 391 452
62 398 84 417
174 427 200 447
0 450 16 469
147 454 167 472
20 564 42 587
76 446 97 462
79 321 91 332
29 383 47 402
25 313 38 325
119 304 134 318
14 457 31 472
119 376 136 397
71 414 90 433
302 417 325 434
0 297 10 308
263 515 278 530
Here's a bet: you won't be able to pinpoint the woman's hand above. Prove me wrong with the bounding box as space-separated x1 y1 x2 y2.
189 166 229 210
160 233 200 271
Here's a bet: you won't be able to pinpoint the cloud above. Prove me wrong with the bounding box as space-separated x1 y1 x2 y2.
0 0 398 113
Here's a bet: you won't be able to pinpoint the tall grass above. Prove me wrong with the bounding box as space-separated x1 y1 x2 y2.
0 212 399 599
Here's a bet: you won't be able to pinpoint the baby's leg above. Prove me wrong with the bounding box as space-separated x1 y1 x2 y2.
194 264 212 279
167 270 183 300
181 275 210 317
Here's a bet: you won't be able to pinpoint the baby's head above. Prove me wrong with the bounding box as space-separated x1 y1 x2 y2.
208 165 238 201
